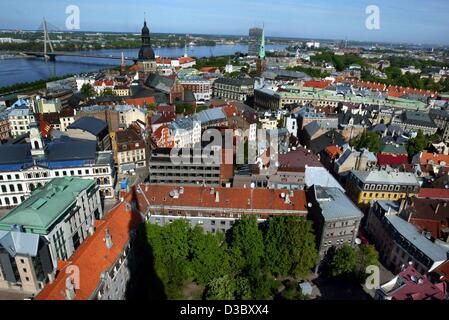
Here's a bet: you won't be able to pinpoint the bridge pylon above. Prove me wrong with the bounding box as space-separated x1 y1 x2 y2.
43 18 55 62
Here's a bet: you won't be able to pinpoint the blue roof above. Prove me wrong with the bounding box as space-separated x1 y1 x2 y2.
0 139 98 172
68 117 107 136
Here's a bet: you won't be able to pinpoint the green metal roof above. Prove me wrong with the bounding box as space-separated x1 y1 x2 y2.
380 142 407 155
0 177 95 234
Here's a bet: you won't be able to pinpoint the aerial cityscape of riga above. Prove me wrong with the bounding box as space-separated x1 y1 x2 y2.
0 0 449 309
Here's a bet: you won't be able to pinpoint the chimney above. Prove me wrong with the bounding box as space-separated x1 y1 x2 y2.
104 228 113 249
65 277 76 300
399 199 406 213
88 223 95 236
215 191 220 203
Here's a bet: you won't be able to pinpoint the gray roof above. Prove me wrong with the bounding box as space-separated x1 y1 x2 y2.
67 117 107 136
0 230 40 257
351 170 420 186
386 215 449 263
193 107 226 125
214 77 255 86
313 185 363 221
305 167 345 192
304 121 321 137
145 74 175 94
46 139 97 162
402 111 437 128
170 117 195 131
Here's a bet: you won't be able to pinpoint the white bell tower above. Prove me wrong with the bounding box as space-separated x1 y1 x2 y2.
30 122 46 157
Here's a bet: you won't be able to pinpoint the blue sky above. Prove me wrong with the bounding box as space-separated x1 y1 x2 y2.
1 0 448 45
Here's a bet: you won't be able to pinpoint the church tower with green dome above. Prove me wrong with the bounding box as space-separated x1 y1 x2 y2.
256 26 267 77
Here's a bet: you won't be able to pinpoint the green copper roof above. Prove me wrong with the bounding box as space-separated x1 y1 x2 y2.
0 177 96 234
380 142 407 155
259 28 266 59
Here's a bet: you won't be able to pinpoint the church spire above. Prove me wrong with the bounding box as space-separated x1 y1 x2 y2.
259 25 266 60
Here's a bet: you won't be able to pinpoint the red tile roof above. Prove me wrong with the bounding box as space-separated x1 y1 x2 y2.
136 184 308 214
377 154 409 166
304 80 332 89
179 57 195 64
385 266 447 300
324 146 342 160
125 97 156 107
156 57 172 64
94 80 114 87
418 188 449 200
35 192 142 300
419 152 449 166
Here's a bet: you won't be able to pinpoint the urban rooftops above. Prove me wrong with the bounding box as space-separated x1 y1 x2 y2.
0 177 96 234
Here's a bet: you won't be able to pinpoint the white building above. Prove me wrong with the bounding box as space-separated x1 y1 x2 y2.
169 118 201 148
8 108 35 138
0 124 115 208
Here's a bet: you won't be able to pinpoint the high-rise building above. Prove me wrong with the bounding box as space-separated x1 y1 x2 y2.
248 27 263 57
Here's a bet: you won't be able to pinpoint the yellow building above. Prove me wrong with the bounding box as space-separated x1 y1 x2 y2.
346 170 420 206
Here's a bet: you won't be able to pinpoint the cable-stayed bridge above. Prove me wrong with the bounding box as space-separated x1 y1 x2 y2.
23 19 138 62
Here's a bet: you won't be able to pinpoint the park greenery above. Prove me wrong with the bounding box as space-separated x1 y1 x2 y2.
80 83 97 98
310 51 368 71
140 216 318 300
351 130 381 153
406 129 441 159
330 244 379 282
193 56 230 70
286 65 331 78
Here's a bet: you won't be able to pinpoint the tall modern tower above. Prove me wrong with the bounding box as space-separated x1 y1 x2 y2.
248 27 263 57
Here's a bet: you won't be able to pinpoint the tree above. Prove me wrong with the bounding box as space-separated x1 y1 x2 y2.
406 129 438 158
145 220 191 299
80 83 96 97
330 245 357 278
264 217 318 278
356 245 379 281
351 130 381 153
189 226 231 285
229 216 265 275
205 275 236 300
101 88 115 96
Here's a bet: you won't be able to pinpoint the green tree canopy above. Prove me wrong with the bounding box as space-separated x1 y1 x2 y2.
406 130 440 158
229 216 265 275
205 275 236 300
351 130 381 153
264 216 318 278
189 226 230 285
356 245 379 281
330 245 357 278
80 83 96 97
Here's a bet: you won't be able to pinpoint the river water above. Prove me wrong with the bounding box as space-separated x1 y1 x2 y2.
0 44 287 88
